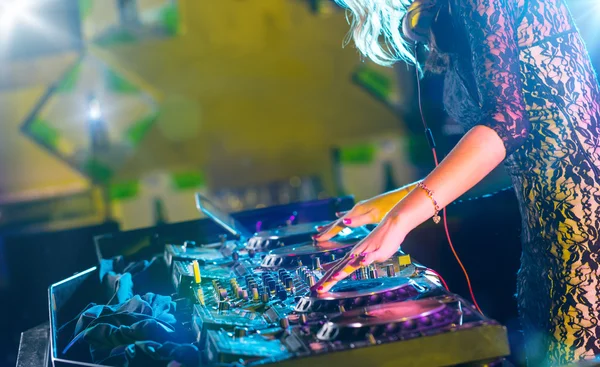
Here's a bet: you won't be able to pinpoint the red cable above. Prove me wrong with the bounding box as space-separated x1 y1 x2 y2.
415 53 483 314
425 268 450 291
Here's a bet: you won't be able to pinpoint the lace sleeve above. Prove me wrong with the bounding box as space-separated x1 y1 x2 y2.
456 0 530 156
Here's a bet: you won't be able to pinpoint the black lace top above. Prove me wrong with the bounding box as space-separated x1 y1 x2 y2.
405 0 600 364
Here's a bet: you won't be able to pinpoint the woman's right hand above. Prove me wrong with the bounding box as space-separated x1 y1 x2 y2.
314 180 421 242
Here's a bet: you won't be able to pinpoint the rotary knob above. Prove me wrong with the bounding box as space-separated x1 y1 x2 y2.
234 327 248 338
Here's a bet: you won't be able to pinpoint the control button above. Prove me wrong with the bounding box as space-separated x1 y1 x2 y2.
277 288 288 301
231 251 240 262
248 249 256 258
312 257 322 271
360 267 368 280
397 254 411 267
192 261 201 284
280 317 290 329
385 264 396 277
354 269 363 280
261 292 270 303
284 277 294 289
219 301 231 311
252 288 260 301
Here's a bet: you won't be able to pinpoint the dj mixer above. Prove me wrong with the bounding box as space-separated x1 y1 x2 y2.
162 195 510 367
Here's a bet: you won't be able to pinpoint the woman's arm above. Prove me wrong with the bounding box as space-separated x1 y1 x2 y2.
396 0 531 231
390 125 506 232
314 0 530 292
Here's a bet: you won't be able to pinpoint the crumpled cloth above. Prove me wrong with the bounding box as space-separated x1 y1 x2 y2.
58 255 198 367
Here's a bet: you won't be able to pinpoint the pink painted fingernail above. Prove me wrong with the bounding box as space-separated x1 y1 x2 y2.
317 286 324 291
333 272 340 277
312 234 320 240
343 218 352 225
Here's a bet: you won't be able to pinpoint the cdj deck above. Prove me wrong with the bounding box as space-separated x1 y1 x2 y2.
163 195 510 366
49 195 510 367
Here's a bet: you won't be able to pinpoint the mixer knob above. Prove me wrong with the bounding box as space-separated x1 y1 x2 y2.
219 301 231 311
385 264 396 277
231 251 240 262
278 269 287 277
261 291 270 303
354 269 363 280
359 267 368 280
279 317 290 329
237 288 245 299
234 327 248 338
248 249 256 258
267 280 277 291
277 289 288 300
368 266 378 279
312 257 322 271
307 275 316 287
284 277 294 289
252 288 259 301
299 313 308 325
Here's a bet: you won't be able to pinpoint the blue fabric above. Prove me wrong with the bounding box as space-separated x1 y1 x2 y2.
59 256 198 366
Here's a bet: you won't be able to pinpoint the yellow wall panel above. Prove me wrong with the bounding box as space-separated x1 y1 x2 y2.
0 0 409 204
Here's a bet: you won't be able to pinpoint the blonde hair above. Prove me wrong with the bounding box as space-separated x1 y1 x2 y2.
335 0 416 67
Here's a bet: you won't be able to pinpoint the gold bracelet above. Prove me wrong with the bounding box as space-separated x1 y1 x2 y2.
416 182 441 224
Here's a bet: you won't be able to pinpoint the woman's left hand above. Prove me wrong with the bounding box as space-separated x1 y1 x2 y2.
312 214 407 294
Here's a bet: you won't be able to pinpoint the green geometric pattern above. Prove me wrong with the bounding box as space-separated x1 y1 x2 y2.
28 119 60 150
104 68 141 94
171 171 206 190
339 143 376 164
110 170 206 201
21 54 159 183
82 0 184 46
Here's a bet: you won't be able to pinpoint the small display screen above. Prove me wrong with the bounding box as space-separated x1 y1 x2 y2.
195 193 252 239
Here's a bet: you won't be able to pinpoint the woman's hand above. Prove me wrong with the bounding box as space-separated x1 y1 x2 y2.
313 181 420 242
312 213 407 293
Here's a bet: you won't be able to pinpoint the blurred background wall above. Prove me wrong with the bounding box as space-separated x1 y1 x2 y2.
0 0 431 234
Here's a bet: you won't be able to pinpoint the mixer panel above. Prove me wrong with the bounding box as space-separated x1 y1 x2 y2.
163 214 510 367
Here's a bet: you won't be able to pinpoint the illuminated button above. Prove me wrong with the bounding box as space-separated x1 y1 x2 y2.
192 261 201 284
397 254 411 267
252 288 259 301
